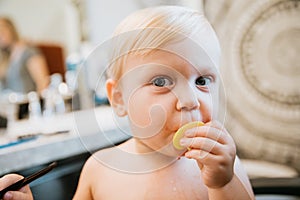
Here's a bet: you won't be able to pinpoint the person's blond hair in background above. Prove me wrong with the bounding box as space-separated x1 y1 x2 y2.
0 17 49 94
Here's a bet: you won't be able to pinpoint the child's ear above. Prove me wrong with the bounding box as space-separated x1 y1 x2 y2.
106 79 127 117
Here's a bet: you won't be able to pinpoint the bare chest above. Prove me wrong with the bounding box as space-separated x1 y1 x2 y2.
94 161 208 200
142 174 208 200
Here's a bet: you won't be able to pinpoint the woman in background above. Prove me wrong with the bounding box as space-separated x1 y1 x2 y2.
0 17 49 94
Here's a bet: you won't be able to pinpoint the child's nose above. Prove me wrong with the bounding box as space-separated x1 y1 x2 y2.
175 86 200 111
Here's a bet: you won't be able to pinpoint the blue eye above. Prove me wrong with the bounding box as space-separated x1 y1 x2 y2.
195 76 211 86
151 77 173 87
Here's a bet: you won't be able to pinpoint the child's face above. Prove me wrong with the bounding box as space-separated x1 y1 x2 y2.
109 38 220 157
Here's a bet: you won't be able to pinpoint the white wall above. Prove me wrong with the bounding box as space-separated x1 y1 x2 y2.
0 0 80 54
86 0 139 45
0 0 202 54
86 0 203 46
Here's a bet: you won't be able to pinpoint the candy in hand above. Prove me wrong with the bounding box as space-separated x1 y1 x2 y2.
172 121 204 150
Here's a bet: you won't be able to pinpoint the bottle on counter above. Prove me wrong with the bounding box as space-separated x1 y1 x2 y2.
28 91 42 120
42 73 66 117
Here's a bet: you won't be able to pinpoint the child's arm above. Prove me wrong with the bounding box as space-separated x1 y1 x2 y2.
207 157 255 200
0 174 33 200
181 121 255 200
73 158 94 200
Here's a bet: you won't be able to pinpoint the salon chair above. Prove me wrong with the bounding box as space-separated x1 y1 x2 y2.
36 43 66 79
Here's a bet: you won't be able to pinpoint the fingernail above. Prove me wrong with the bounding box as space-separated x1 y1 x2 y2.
180 138 188 146
184 130 193 137
4 192 12 200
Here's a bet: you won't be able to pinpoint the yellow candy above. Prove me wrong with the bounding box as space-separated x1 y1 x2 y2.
172 121 204 150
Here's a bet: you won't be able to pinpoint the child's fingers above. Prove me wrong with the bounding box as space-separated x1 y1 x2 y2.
184 149 217 165
184 126 225 144
185 148 234 170
184 121 233 145
180 137 223 155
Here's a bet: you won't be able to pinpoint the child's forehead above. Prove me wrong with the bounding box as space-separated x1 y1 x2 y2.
123 49 217 78
124 38 219 74
163 36 220 69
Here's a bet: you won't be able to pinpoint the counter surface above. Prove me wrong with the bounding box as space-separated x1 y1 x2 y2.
0 106 131 175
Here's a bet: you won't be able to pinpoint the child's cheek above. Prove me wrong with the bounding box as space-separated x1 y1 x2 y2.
200 93 215 122
210 87 220 119
127 95 167 138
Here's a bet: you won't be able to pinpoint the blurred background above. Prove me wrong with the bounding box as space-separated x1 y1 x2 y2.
0 0 299 199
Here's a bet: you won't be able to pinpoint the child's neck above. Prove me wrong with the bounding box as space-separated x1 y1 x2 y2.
133 138 155 153
120 138 178 169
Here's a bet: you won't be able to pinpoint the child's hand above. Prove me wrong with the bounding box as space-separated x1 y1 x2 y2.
0 174 33 200
180 121 236 189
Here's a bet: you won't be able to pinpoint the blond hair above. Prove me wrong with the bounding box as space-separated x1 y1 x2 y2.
106 6 219 80
0 17 19 42
0 17 20 79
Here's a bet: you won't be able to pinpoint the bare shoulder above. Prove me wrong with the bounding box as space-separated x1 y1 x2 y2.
84 146 120 177
73 147 117 200
85 138 133 175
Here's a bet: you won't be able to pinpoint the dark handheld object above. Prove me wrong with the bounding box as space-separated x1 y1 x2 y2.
0 115 7 128
0 162 57 199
